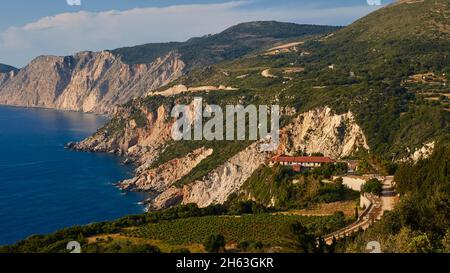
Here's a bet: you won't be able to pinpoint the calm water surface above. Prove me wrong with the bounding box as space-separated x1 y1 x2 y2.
0 106 145 245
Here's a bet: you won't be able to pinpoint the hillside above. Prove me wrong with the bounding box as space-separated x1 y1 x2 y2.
70 0 450 211
0 22 337 114
0 63 16 73
337 144 450 253
2 1 449 252
304 0 450 78
112 21 339 68
0 51 184 114
0 203 348 253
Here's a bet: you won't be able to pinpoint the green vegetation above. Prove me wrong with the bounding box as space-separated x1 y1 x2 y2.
84 240 161 253
239 164 359 209
112 21 339 69
284 221 336 253
0 202 348 253
126 213 346 248
361 178 383 196
337 144 450 253
203 234 226 253
311 162 348 177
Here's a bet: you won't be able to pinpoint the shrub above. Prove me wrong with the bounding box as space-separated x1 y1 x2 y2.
203 234 226 253
362 178 383 196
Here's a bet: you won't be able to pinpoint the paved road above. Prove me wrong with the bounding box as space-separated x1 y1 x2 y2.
324 176 397 245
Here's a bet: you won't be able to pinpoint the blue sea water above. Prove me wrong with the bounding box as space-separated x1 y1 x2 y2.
0 106 145 245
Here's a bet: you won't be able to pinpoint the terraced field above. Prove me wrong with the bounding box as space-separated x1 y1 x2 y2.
124 213 347 246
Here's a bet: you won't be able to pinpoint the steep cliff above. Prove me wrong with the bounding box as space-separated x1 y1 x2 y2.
280 107 369 159
72 103 369 210
181 142 271 207
120 147 214 193
177 107 369 208
0 22 338 114
0 51 184 114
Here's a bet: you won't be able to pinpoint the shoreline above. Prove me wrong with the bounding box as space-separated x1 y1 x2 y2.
0 106 147 245
0 103 111 118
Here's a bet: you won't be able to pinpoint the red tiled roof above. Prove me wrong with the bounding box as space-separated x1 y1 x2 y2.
270 156 335 163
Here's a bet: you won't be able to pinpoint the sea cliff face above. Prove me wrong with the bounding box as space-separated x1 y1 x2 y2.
71 103 369 210
0 51 185 114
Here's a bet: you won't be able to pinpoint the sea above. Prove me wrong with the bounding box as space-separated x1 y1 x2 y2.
0 105 146 245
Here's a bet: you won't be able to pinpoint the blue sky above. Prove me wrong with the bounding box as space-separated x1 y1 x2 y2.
0 0 393 67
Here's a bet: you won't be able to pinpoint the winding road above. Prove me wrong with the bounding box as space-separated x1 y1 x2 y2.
324 176 398 244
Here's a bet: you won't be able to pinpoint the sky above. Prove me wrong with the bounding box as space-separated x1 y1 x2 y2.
0 0 394 67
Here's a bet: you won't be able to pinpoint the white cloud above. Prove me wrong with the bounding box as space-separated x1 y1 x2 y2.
67 0 82 6
0 1 382 67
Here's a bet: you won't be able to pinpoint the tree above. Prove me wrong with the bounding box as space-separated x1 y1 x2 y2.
204 234 226 253
362 178 383 196
237 241 250 252
284 222 317 253
443 229 450 253
357 159 374 174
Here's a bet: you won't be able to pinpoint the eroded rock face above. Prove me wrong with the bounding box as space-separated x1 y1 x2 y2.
148 84 238 97
0 51 185 114
73 105 370 210
280 107 369 158
176 107 369 208
181 142 271 207
401 141 435 163
72 104 174 171
120 147 213 193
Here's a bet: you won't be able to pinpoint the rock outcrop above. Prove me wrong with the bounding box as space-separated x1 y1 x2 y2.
120 147 213 193
72 103 174 170
175 107 369 208
72 104 369 210
181 142 271 207
401 141 436 163
279 107 369 158
0 51 185 114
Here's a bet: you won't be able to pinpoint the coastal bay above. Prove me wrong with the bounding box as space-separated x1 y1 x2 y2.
0 106 145 245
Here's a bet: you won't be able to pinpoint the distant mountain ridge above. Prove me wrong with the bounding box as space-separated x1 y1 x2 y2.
0 64 16 73
0 21 338 114
112 21 339 68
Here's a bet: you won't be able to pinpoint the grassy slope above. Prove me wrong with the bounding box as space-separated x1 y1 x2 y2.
145 0 450 168
111 21 339 69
